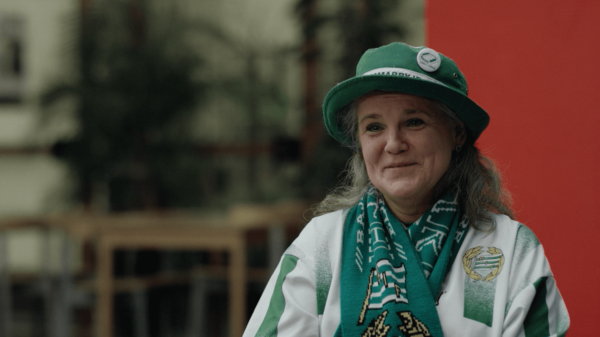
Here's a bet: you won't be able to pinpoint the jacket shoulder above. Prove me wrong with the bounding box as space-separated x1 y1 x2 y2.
489 213 541 247
287 209 347 257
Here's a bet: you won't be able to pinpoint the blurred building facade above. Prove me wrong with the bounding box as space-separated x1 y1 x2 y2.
0 0 424 335
0 0 76 276
0 0 425 269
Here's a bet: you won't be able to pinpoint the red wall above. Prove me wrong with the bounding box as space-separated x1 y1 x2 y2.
427 1 600 335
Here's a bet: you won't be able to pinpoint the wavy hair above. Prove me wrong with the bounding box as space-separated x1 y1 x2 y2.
313 96 514 231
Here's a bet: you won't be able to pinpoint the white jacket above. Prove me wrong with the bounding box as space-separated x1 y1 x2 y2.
243 210 569 337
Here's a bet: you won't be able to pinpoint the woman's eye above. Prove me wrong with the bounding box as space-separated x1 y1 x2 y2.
406 118 425 127
365 124 383 132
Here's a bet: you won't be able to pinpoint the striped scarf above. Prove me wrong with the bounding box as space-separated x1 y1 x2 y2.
336 188 468 337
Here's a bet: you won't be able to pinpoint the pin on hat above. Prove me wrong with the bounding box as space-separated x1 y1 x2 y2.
416 48 441 72
322 42 490 144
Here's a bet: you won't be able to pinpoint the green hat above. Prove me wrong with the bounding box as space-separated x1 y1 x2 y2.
322 42 489 144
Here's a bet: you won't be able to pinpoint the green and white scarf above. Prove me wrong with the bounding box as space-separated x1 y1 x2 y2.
337 188 469 337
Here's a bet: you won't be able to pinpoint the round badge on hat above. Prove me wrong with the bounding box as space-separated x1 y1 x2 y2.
416 48 441 72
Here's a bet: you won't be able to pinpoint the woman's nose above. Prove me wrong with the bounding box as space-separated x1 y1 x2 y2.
384 128 408 154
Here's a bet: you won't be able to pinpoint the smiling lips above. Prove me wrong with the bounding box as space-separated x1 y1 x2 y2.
385 163 417 169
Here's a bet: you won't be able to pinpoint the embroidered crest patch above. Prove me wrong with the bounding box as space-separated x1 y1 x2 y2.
462 246 504 282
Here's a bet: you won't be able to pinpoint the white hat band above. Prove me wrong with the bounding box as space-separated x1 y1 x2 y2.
362 67 447 87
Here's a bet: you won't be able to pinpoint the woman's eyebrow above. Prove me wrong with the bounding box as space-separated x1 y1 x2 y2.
405 108 434 117
359 109 433 123
358 113 381 123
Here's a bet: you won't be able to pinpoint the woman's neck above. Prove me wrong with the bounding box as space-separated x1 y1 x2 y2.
382 194 431 224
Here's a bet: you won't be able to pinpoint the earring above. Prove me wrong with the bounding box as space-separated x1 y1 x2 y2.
455 145 462 153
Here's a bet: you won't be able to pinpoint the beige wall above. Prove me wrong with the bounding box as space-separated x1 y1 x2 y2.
0 0 76 273
0 0 74 215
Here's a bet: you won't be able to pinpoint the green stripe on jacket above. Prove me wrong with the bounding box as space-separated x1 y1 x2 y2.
524 277 550 337
255 254 300 337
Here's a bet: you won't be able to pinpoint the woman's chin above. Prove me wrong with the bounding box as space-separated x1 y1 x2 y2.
378 185 430 208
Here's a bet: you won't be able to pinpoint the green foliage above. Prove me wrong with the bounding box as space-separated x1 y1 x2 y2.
302 136 353 200
337 0 405 79
295 0 405 202
40 0 207 209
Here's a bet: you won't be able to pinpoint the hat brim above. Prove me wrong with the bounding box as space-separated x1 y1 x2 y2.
322 75 490 145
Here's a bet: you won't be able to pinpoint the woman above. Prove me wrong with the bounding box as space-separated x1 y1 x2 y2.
243 43 569 337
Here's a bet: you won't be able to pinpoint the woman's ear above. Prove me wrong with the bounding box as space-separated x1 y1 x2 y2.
455 123 467 147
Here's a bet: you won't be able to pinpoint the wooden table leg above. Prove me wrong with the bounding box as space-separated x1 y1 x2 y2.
0 234 11 337
229 233 246 337
56 234 74 337
41 229 52 337
97 239 114 337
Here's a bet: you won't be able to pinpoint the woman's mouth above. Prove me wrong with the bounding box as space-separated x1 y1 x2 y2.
386 163 416 169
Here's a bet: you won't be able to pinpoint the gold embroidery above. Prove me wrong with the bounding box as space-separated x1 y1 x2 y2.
397 311 431 337
357 269 376 325
361 310 391 337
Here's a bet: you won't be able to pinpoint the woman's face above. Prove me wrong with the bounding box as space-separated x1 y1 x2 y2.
357 92 459 212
